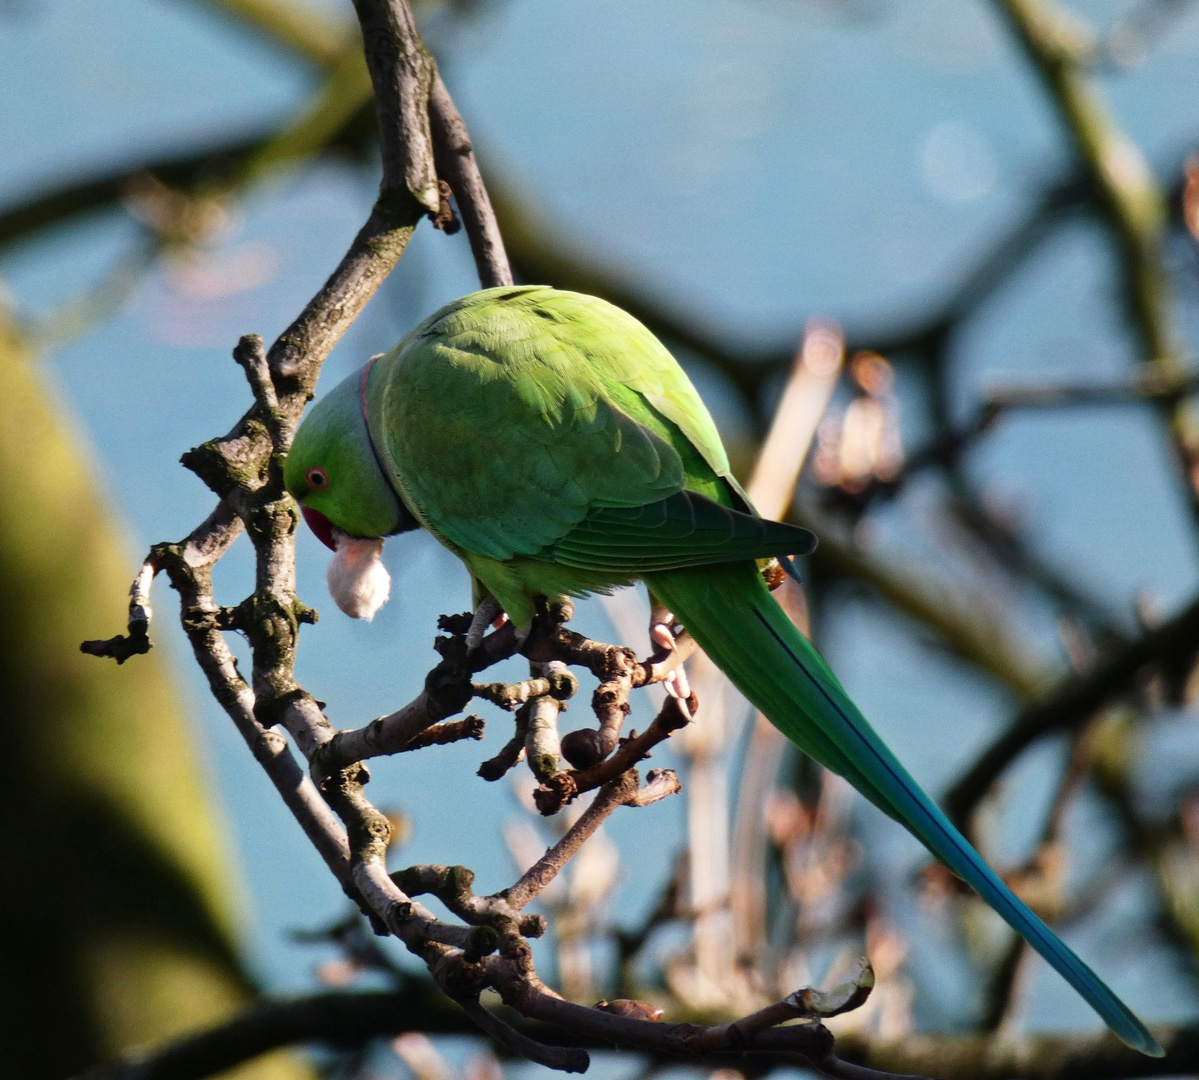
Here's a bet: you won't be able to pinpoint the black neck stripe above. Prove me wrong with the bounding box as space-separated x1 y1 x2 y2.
358 358 419 535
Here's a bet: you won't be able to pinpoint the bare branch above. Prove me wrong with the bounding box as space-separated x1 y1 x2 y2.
232 333 278 415
429 73 514 288
484 970 849 1060
507 771 648 910
477 714 530 782
83 0 499 960
523 662 570 780
627 768 683 807
715 960 874 1042
525 616 701 768
402 715 486 751
142 502 353 889
349 0 438 211
85 979 1199 1080
80 555 159 663
313 621 520 775
474 663 578 712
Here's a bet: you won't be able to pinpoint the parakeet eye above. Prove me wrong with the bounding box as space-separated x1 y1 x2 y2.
306 466 329 490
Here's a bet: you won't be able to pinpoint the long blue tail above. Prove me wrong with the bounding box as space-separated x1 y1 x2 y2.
647 562 1162 1056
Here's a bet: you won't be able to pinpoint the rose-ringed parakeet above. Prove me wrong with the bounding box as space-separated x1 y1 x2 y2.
285 285 1161 1056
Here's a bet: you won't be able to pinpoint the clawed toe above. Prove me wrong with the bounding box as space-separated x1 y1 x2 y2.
664 664 690 703
651 621 676 653
467 596 504 650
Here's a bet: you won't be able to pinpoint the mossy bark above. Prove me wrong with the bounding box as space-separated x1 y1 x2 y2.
0 319 309 1078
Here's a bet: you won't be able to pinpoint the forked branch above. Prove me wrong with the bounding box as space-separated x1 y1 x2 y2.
75 1 892 1075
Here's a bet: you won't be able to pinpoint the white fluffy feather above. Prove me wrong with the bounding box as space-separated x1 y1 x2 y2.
326 534 391 620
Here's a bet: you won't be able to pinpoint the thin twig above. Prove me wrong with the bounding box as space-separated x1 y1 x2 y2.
80 554 160 663
391 863 546 939
402 715 486 751
484 971 845 1059
505 770 679 910
428 73 513 289
313 622 520 775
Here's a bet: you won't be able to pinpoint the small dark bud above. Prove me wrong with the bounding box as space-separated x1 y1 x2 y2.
425 666 472 718
561 728 606 769
80 632 152 664
477 759 508 782
594 999 664 1022
430 180 460 234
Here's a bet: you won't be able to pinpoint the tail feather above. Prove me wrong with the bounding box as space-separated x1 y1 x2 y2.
647 562 1163 1058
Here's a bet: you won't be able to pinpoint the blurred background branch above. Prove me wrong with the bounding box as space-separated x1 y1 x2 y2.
0 272 305 1078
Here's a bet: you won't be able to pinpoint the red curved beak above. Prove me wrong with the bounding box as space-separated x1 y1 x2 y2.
301 505 337 551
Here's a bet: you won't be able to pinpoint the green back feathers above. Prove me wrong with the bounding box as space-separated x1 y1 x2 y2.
368 286 741 560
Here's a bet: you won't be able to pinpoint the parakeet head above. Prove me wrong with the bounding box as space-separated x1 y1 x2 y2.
285 364 411 620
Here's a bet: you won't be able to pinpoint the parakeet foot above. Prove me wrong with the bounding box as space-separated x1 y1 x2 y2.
466 596 504 650
651 616 693 715
650 620 676 654
664 664 691 709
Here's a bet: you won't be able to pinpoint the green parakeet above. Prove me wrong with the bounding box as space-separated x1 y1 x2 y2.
285 285 1161 1056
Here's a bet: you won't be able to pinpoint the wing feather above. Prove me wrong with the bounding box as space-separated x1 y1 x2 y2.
548 491 815 572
